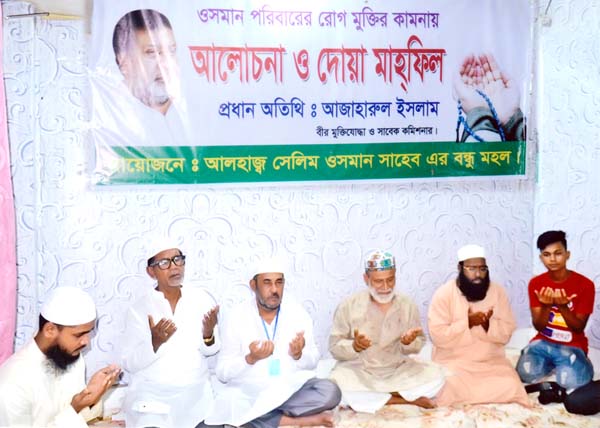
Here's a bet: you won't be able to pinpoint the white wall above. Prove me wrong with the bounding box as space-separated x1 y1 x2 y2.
533 0 600 343
25 0 90 21
2 0 599 374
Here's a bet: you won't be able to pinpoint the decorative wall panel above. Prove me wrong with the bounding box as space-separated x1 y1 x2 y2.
533 0 600 347
4 0 598 374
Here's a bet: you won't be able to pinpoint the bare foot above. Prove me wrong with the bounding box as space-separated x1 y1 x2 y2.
411 396 436 409
386 393 436 409
280 410 335 427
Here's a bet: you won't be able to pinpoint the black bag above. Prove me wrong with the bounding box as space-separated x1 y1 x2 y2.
525 381 566 405
564 380 600 416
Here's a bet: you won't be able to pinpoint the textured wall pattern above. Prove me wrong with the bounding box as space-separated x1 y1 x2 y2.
533 0 600 346
4 0 598 375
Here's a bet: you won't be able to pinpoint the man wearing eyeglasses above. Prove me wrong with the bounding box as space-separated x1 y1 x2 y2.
121 242 220 428
428 244 529 406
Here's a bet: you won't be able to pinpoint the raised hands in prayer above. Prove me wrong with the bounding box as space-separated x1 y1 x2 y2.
400 327 423 345
149 315 177 352
202 305 220 340
535 286 577 306
454 53 520 125
468 308 494 332
246 340 275 365
288 331 305 360
71 364 121 413
352 328 372 353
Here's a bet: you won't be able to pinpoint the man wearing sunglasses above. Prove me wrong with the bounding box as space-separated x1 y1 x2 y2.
121 242 220 428
428 244 529 407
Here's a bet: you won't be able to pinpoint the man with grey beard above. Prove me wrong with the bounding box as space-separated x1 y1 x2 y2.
329 250 445 412
428 244 529 407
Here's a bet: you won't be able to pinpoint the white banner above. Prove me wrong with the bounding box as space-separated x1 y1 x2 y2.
89 0 532 184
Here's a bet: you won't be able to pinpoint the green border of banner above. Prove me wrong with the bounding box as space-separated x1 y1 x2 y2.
96 141 526 185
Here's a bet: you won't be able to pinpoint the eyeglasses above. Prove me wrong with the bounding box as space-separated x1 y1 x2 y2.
462 265 488 273
150 255 186 270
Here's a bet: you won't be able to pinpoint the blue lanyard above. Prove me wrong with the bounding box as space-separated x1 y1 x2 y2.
261 308 280 341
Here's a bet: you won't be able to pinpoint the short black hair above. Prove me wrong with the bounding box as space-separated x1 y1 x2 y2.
537 230 567 251
113 9 173 63
39 314 63 331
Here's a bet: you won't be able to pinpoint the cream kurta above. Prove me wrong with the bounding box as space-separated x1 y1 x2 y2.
428 280 529 406
329 290 445 399
0 340 101 428
121 286 220 428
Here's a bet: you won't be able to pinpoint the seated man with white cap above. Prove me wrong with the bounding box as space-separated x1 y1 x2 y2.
0 286 121 427
428 244 529 406
329 249 446 412
206 258 341 428
121 240 220 428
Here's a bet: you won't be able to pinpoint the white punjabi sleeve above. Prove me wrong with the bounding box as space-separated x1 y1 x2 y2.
215 309 252 382
295 306 320 370
121 305 160 373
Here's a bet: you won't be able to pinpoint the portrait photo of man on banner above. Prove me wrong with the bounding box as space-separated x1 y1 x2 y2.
91 7 192 150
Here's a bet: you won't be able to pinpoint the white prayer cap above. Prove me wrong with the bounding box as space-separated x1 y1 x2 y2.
146 236 182 260
41 287 96 326
457 244 486 262
253 257 287 277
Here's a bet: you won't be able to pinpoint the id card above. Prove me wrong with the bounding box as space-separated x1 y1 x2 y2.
268 358 281 376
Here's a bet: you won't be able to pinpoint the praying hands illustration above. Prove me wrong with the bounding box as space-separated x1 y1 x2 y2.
453 54 525 142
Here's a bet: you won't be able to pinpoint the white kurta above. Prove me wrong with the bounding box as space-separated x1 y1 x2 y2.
0 340 101 428
91 72 192 148
205 296 319 427
121 286 220 428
